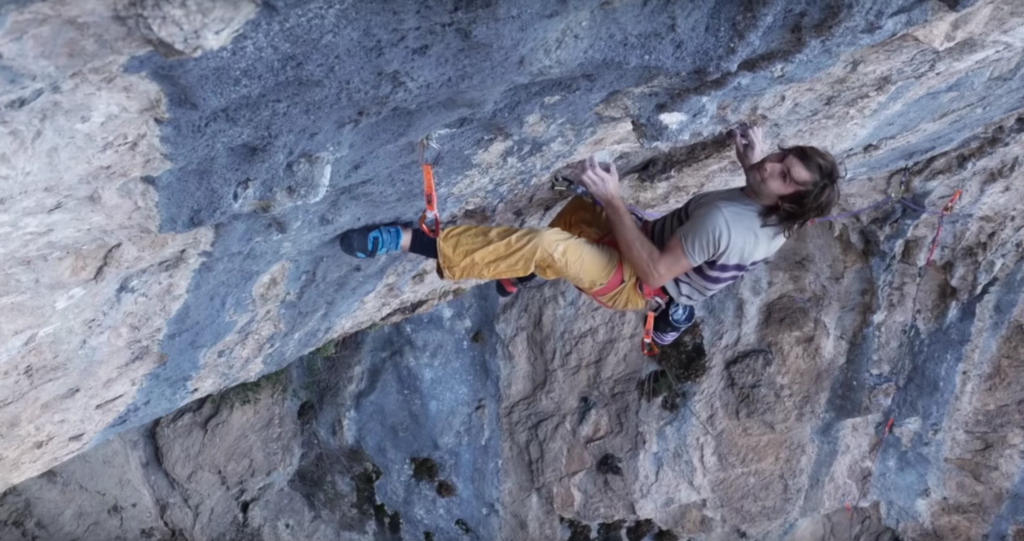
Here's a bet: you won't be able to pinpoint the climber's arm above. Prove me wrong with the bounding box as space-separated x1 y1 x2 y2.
577 155 693 288
602 198 693 288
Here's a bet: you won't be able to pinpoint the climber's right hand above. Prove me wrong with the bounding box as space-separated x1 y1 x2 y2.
733 123 765 169
578 154 620 204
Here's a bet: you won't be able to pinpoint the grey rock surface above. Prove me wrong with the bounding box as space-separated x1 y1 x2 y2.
5 0 1023 485
0 427 177 541
108 0 946 443
4 254 1024 539
2 0 1024 540
0 286 503 541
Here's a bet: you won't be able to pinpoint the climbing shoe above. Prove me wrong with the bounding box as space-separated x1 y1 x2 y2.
338 225 404 259
652 301 695 345
495 274 537 298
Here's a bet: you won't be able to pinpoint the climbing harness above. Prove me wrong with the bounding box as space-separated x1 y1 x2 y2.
552 176 670 356
924 187 963 266
581 230 669 357
417 136 443 238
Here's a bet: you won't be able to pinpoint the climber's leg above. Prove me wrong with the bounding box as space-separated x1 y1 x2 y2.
548 195 614 241
336 197 648 310
435 224 647 310
492 196 608 298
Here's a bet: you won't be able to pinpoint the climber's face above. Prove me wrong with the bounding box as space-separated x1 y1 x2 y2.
746 151 815 204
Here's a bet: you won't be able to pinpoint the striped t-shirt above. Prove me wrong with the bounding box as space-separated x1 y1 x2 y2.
645 188 786 306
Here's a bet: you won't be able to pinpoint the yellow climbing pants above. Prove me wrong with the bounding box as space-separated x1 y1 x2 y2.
436 197 649 311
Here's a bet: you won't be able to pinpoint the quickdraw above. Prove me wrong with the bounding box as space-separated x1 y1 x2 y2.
842 414 901 521
551 175 592 199
419 163 440 238
639 284 667 357
806 195 894 225
924 188 963 266
641 309 659 357
417 136 442 238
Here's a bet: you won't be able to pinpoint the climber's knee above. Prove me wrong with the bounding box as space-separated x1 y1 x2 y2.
534 227 570 250
530 228 618 288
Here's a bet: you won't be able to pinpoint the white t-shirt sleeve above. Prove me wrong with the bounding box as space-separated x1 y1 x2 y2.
675 207 728 266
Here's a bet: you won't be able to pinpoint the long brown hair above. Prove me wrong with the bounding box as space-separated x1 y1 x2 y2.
761 145 841 237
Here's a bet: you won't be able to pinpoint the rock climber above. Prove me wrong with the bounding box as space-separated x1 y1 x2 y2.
337 124 840 346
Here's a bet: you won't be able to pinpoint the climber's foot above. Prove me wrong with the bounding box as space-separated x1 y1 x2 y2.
652 302 695 346
495 274 538 298
338 225 406 259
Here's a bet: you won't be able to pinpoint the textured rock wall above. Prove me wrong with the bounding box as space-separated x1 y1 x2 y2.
1 0 1024 539
5 256 1016 540
0 287 504 541
0 0 254 491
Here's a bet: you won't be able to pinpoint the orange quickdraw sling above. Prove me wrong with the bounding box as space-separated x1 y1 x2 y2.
417 137 442 238
419 163 440 238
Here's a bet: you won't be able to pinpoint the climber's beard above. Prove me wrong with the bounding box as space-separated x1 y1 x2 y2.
742 160 768 202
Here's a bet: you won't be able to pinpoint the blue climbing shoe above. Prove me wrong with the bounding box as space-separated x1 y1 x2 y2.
338 225 404 259
652 301 695 346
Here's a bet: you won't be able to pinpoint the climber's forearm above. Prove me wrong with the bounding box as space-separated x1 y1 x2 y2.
603 198 683 288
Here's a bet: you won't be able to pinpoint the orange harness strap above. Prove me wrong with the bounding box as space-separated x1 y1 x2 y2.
584 235 667 357
589 259 625 299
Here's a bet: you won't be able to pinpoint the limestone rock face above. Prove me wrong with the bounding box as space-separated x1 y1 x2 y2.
2 0 1024 539
0 288 505 541
0 0 217 493
118 0 260 58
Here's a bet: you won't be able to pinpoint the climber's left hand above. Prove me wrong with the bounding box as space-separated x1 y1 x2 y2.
578 154 621 203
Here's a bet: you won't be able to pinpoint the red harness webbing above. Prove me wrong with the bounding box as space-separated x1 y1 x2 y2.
584 235 667 357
